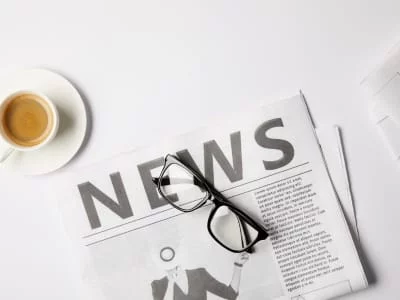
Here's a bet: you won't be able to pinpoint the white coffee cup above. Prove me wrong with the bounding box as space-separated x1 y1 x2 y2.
0 90 59 163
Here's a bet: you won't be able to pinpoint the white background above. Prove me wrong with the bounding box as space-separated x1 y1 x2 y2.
0 1 399 299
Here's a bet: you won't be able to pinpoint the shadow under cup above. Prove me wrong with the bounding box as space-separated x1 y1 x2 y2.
0 91 59 150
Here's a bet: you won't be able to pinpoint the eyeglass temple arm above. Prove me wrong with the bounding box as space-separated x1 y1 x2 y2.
236 216 254 254
152 176 203 187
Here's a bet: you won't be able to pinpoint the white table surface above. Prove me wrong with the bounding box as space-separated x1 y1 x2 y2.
0 1 399 299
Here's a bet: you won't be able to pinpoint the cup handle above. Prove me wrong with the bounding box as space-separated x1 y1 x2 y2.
0 146 14 163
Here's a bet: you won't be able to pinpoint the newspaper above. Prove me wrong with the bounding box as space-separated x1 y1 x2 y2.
61 95 367 300
316 126 359 240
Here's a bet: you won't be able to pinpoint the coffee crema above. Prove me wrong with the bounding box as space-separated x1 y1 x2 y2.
1 93 53 147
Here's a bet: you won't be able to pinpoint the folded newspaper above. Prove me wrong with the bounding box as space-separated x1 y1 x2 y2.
61 95 367 300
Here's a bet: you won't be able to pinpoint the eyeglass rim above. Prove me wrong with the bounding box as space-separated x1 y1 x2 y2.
157 154 211 212
207 199 268 253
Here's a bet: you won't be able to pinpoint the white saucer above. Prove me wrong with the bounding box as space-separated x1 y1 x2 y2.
0 69 88 175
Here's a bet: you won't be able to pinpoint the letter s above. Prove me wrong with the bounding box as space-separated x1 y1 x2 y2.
254 118 294 170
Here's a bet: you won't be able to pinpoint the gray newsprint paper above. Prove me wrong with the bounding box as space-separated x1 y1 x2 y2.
60 95 367 300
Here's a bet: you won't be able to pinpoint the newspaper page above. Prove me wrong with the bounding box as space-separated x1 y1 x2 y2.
61 95 367 300
316 126 359 240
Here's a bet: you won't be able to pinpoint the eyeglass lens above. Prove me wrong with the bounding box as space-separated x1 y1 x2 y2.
159 163 208 210
209 205 259 251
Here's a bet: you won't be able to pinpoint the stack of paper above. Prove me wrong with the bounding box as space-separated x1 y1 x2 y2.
317 126 359 240
60 94 366 300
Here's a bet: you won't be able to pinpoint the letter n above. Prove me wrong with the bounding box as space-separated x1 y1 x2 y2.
78 172 133 229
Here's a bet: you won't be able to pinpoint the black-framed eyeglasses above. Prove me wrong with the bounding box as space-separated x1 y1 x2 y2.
152 154 268 253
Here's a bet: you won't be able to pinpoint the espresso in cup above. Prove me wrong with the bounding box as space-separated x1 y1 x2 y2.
0 90 59 162
1 92 55 147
